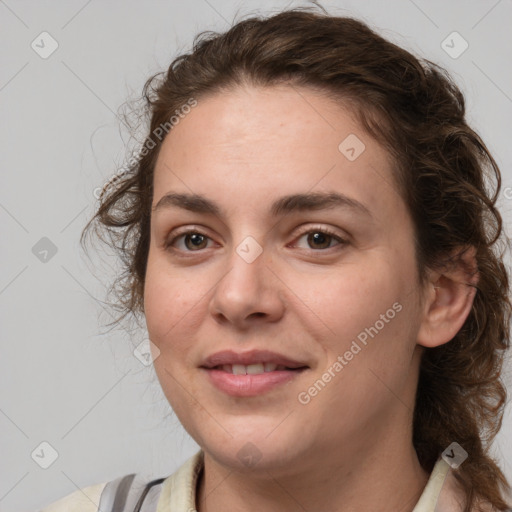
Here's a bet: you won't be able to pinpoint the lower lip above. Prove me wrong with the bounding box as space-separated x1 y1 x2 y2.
201 368 307 397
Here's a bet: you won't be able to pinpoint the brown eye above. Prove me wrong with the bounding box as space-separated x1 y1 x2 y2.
306 232 333 250
166 231 212 252
294 228 346 251
183 233 208 250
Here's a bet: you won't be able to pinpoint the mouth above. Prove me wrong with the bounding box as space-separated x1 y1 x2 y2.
200 349 309 370
200 350 310 397
210 363 308 375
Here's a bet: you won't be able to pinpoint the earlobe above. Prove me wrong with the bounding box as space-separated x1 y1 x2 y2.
416 246 479 349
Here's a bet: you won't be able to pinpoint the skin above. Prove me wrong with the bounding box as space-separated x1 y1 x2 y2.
144 84 477 512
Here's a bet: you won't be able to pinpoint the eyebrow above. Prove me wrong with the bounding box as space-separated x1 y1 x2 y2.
153 191 372 218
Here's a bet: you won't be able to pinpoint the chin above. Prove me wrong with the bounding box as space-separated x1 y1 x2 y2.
203 440 298 473
195 421 308 472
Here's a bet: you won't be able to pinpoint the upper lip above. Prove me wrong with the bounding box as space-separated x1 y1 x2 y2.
200 350 309 369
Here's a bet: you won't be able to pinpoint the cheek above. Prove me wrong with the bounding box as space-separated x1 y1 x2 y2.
289 256 418 382
143 262 205 411
296 269 417 416
294 262 401 335
143 258 200 351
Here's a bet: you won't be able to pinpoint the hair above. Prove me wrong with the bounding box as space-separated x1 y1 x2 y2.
81 5 512 510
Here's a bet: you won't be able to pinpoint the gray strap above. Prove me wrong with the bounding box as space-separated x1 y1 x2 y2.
98 473 164 512
98 474 135 512
133 481 163 512
112 475 136 511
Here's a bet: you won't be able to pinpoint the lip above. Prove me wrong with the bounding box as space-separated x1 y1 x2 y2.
200 349 308 369
201 367 308 397
200 349 309 397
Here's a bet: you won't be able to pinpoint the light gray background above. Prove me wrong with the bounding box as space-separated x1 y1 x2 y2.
1 1 511 511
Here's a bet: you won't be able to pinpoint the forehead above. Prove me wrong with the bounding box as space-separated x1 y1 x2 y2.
152 84 403 220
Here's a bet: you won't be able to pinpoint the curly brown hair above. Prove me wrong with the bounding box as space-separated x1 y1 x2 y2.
81 5 512 510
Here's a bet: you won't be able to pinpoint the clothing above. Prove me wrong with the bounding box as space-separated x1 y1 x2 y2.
39 449 453 511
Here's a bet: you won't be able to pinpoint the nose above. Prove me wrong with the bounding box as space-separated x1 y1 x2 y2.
208 240 285 330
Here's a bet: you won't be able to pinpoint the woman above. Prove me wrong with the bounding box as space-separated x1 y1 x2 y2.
41 5 512 512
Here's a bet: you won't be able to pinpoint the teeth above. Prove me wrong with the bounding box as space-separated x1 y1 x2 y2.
247 363 265 374
219 363 286 374
232 364 248 375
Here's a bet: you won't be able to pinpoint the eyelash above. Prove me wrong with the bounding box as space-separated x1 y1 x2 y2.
164 225 348 254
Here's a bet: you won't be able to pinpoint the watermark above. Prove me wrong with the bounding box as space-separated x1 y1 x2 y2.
236 236 263 263
297 301 403 405
93 97 198 200
237 442 263 468
338 133 366 161
31 31 59 59
31 441 59 469
133 338 161 366
504 187 512 200
441 31 469 60
32 237 58 263
442 441 468 469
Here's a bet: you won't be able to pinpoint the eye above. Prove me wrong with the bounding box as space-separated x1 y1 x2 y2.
164 226 348 255
292 227 347 251
165 230 214 252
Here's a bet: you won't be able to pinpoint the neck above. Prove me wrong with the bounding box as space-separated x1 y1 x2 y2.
195 426 430 512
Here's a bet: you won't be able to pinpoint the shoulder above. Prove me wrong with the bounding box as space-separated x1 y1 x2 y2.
39 481 107 512
436 469 510 512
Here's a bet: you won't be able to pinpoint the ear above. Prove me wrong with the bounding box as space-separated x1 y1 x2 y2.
416 246 479 348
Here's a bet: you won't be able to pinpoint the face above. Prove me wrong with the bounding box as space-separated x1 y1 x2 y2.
144 84 427 474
